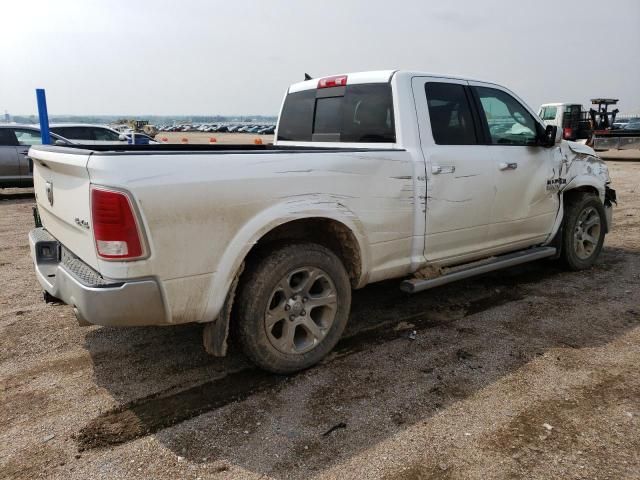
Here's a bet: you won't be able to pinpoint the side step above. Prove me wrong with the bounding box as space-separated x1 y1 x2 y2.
400 247 557 294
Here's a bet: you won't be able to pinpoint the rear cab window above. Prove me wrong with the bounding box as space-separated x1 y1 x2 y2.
277 82 396 143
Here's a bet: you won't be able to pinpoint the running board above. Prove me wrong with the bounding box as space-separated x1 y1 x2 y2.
400 247 557 294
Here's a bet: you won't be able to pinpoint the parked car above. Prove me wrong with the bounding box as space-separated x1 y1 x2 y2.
28 70 615 374
623 120 640 130
612 117 640 129
126 133 158 145
0 125 71 188
49 124 128 145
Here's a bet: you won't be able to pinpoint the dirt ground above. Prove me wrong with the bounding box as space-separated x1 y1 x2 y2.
1 161 639 480
154 132 274 145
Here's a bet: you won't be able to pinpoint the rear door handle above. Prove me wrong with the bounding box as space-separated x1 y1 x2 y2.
18 149 29 156
499 162 518 171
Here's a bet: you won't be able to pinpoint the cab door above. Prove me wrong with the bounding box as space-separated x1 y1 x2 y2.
0 129 20 185
412 77 496 263
469 82 559 250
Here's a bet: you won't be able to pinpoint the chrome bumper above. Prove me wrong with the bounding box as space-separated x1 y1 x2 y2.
29 228 167 327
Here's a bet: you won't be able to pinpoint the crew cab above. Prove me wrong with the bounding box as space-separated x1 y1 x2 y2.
28 70 615 373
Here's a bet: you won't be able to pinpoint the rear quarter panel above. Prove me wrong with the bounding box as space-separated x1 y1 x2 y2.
87 149 420 324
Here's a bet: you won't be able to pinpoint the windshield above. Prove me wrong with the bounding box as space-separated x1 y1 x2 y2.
539 106 558 121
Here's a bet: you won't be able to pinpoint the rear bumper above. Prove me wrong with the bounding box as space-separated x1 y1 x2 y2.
29 228 167 327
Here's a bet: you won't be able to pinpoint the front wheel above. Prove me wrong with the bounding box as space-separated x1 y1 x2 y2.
560 192 606 270
234 243 351 374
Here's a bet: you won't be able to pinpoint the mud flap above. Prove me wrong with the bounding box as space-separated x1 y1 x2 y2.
203 263 244 357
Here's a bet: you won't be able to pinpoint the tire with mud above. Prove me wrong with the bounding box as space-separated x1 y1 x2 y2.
560 192 606 270
235 243 351 374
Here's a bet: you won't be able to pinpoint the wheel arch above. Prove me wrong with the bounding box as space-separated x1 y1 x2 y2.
202 207 369 357
562 177 605 202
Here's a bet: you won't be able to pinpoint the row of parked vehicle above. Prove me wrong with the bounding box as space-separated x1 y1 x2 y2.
156 123 276 134
1 123 157 188
612 117 640 130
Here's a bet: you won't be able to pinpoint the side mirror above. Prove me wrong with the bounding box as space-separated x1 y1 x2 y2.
118 134 128 141
538 124 557 147
54 139 68 146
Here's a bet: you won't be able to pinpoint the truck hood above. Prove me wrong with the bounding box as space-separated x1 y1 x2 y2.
565 140 597 157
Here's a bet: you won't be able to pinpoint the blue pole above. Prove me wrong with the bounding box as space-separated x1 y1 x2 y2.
36 89 51 145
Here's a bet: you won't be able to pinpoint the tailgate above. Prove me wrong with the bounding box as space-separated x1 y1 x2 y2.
30 147 99 270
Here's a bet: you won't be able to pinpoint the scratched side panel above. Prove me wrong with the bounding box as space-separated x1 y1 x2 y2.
87 150 415 323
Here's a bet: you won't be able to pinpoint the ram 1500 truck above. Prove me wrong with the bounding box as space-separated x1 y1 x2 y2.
28 70 616 373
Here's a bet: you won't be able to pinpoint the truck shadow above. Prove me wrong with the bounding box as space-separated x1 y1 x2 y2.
81 246 637 477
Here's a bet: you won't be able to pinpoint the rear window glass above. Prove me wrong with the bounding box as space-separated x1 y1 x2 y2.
277 83 396 143
314 97 343 134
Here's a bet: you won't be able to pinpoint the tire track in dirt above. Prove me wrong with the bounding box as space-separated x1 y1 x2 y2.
76 287 524 450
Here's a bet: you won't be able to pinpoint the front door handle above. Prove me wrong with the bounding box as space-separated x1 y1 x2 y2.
499 162 518 171
432 165 456 175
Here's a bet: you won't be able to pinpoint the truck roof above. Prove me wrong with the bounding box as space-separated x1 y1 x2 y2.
287 70 498 93
539 103 582 107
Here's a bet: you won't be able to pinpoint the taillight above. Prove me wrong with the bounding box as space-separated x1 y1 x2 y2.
562 127 573 140
317 75 348 89
91 186 144 260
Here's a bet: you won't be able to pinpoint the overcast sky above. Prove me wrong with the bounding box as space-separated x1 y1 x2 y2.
2 0 639 116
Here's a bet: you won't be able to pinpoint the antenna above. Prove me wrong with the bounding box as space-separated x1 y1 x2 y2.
304 73 312 81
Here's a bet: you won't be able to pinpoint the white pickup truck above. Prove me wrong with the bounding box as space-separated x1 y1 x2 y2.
28 70 616 373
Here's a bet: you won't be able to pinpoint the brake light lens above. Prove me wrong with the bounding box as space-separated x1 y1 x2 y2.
317 75 348 89
562 127 573 140
91 186 144 260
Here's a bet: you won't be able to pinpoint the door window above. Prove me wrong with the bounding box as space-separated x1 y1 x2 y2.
0 129 18 146
424 82 477 145
474 87 537 145
14 129 43 145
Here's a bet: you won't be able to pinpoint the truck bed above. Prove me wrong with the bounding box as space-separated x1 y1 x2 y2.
34 143 401 155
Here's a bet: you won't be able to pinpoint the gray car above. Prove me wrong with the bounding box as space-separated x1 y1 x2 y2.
0 125 70 188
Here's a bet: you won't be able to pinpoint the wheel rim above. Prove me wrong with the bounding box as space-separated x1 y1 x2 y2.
264 266 337 355
573 206 601 260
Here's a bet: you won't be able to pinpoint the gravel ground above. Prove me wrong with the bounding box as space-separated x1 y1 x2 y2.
0 160 638 480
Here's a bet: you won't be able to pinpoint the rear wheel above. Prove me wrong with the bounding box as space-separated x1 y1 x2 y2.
560 192 606 270
235 243 351 374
